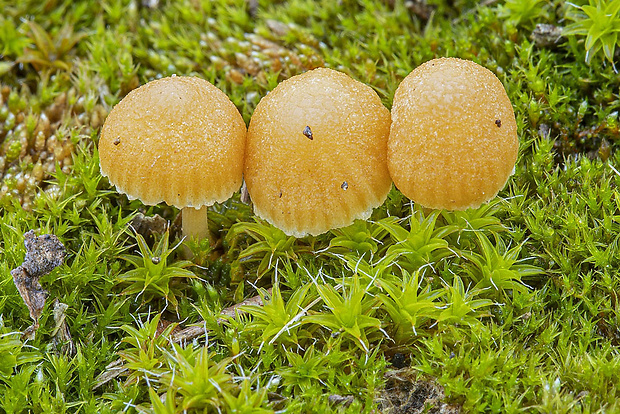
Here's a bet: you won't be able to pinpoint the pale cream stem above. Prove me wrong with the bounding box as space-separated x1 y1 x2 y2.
181 206 212 244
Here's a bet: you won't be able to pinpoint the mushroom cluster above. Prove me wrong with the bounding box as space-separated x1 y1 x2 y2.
99 58 517 239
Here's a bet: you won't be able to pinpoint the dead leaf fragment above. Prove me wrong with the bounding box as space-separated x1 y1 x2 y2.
240 179 251 204
51 300 76 355
531 23 565 49
219 288 270 320
11 266 47 324
93 360 128 389
11 230 66 337
247 0 258 17
131 213 168 246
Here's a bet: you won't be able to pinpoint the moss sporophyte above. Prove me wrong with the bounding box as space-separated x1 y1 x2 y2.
1 0 620 412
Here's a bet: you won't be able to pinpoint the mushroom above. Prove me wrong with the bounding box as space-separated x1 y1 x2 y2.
99 76 246 241
244 68 392 237
387 58 518 210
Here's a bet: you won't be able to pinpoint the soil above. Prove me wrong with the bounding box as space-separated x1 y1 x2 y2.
377 370 460 414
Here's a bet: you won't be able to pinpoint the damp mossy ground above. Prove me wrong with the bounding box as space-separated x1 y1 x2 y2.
1 0 620 412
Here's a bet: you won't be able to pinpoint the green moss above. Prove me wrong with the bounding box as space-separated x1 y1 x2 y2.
1 0 620 412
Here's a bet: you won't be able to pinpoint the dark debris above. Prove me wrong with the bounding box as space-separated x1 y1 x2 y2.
405 0 435 22
391 352 408 369
22 231 66 277
377 371 460 414
10 267 47 325
303 125 313 140
11 230 66 335
531 24 565 49
131 212 168 246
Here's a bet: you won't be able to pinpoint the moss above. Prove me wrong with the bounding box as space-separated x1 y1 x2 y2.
1 0 620 412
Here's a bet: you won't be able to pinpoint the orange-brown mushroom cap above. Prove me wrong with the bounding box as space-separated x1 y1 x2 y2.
387 58 518 210
99 76 246 209
244 68 392 237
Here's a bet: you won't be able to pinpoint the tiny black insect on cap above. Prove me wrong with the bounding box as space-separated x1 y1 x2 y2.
303 126 313 140
495 119 502 127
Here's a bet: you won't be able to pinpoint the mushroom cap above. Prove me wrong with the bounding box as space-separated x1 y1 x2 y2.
99 76 246 209
387 58 518 210
244 68 392 237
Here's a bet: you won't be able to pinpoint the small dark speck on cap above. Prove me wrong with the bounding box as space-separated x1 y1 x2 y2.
303 126 313 140
341 181 348 190
113 138 121 145
495 119 502 127
279 191 282 198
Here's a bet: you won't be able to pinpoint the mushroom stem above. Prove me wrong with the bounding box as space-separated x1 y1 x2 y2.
181 206 212 244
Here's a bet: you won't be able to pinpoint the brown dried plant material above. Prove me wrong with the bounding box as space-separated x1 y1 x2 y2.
51 300 76 355
169 288 271 344
130 212 168 246
93 360 127 390
218 287 270 320
531 24 565 49
11 230 66 336
328 394 354 408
